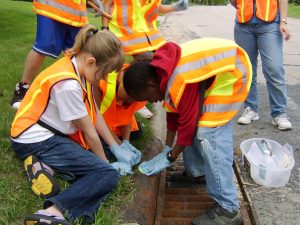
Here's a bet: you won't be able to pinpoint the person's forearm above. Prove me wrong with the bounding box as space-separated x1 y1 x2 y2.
159 4 175 14
96 112 118 146
166 129 176 147
279 0 288 20
74 116 107 160
120 124 131 141
109 127 123 144
102 0 113 27
84 130 107 160
170 144 185 160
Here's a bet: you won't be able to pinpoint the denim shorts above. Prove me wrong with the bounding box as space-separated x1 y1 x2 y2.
33 15 81 58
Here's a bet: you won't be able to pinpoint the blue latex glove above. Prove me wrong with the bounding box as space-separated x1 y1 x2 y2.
162 145 172 153
121 140 142 166
172 0 188 12
110 162 133 176
142 145 171 165
110 144 136 166
138 146 172 176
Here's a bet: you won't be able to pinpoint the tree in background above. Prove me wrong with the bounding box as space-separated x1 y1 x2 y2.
290 0 300 5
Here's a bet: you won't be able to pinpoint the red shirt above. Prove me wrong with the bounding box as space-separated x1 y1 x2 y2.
151 42 200 146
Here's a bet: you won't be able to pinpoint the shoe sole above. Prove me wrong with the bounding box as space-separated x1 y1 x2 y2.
24 214 71 225
271 121 292 131
238 116 259 125
24 156 60 198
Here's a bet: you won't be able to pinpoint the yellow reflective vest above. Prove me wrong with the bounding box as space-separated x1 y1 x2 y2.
98 70 145 136
164 38 252 127
109 0 166 55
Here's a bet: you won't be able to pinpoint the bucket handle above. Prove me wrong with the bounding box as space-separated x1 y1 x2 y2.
282 144 294 167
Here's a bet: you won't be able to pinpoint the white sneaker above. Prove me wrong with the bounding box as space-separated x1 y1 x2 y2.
272 114 292 130
238 107 259 124
137 106 153 119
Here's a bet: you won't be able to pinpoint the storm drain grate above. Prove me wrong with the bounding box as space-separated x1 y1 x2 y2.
154 159 252 225
154 159 214 225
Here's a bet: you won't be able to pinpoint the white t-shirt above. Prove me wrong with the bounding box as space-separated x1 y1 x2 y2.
12 57 88 144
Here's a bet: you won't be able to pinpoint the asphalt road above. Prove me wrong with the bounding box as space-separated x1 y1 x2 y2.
156 5 300 225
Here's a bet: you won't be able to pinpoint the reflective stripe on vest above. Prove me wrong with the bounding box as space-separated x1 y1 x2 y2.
11 57 96 149
86 81 96 123
119 30 166 55
71 80 97 149
236 0 278 23
100 71 118 114
11 72 81 138
33 0 88 27
98 70 145 135
164 38 252 127
109 0 166 54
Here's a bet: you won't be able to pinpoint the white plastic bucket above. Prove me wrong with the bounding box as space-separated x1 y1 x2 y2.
240 138 295 187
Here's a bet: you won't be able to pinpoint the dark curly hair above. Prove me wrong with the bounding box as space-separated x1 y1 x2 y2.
123 62 157 97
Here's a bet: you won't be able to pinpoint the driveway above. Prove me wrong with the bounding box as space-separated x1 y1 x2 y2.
155 5 300 225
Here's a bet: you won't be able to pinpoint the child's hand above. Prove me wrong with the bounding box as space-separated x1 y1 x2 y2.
121 140 142 166
110 144 136 166
110 162 133 176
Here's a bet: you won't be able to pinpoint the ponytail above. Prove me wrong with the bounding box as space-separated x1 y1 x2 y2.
67 24 124 73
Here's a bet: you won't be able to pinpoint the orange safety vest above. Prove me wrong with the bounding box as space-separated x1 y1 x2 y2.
11 57 97 149
164 38 252 127
109 0 166 55
236 0 278 23
99 70 145 136
33 0 88 27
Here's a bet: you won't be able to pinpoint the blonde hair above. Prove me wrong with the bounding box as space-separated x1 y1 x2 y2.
68 24 124 74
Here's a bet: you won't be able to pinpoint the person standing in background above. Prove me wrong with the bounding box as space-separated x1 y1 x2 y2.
11 0 103 109
101 0 188 118
230 0 292 130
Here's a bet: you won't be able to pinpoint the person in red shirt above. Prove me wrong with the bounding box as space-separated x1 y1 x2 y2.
123 38 252 225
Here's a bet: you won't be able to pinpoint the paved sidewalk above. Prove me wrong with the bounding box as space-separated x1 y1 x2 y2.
157 5 300 225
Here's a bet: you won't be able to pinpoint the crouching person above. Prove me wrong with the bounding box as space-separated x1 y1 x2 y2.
95 66 146 159
123 38 252 225
10 25 136 225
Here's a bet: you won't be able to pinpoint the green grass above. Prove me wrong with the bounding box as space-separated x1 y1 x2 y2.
0 1 153 224
289 4 300 18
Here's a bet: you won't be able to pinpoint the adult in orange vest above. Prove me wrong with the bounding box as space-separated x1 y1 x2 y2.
10 0 102 109
95 67 144 161
98 68 146 142
102 0 188 118
230 0 292 130
123 39 252 225
11 24 139 225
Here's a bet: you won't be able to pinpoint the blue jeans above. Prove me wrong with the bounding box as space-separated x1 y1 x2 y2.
183 120 239 212
11 135 120 224
234 22 287 118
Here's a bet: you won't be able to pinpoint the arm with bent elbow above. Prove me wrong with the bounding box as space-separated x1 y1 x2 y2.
74 115 107 161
